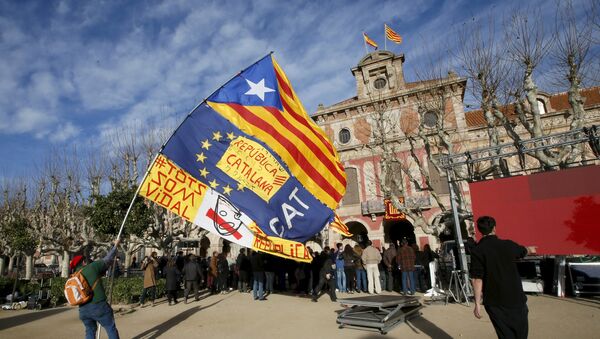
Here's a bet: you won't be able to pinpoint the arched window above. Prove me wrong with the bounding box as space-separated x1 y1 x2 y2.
339 128 351 144
537 99 547 115
374 77 387 90
423 110 438 128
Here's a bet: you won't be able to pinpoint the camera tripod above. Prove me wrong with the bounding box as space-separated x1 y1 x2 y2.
445 270 472 306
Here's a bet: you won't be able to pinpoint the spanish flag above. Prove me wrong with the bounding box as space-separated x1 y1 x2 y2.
363 32 378 49
385 24 402 44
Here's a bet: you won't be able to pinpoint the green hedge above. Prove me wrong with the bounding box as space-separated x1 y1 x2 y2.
50 276 166 306
0 276 40 299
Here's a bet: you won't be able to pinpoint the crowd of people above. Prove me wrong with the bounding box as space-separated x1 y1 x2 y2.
69 216 535 339
126 237 443 307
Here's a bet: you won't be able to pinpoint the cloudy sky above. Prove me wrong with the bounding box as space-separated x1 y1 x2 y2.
0 0 594 180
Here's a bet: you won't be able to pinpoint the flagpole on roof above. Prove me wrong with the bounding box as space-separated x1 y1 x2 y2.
363 33 368 54
384 24 387 51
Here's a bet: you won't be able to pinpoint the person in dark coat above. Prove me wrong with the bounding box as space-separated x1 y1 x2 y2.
311 256 337 302
175 251 185 271
217 252 229 294
164 257 181 305
250 251 266 300
182 254 204 303
236 249 251 292
343 244 360 294
471 216 536 339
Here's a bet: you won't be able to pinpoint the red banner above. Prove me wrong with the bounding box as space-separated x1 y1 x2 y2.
384 198 406 220
469 165 600 255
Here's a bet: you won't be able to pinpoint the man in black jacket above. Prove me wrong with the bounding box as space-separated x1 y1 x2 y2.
250 251 266 300
182 255 204 304
236 249 251 292
311 255 337 303
470 216 536 339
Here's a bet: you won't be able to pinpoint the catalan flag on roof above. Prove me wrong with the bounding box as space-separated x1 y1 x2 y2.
385 24 402 44
139 54 346 262
363 32 378 49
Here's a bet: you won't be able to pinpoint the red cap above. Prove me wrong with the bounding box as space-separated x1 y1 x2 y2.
70 255 84 270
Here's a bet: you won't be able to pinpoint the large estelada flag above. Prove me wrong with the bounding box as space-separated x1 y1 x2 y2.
139 54 347 262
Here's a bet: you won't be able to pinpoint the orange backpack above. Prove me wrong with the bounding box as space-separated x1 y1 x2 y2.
64 268 99 306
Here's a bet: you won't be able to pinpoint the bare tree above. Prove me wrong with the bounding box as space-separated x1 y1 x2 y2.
33 148 97 277
0 178 29 275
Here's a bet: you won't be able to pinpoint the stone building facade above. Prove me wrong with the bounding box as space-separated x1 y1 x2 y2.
312 51 468 251
312 50 600 252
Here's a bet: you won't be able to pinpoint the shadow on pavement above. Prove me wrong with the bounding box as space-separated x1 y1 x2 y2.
131 299 223 339
0 307 71 331
542 295 600 309
406 316 453 339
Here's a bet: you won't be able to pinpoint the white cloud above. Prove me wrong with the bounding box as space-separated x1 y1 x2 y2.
0 0 595 176
12 107 56 134
47 121 81 142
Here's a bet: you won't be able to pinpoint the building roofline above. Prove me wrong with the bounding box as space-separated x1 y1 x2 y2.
312 76 467 118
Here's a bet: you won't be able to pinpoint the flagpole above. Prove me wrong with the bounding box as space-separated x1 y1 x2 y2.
384 24 387 51
363 33 368 54
96 151 160 339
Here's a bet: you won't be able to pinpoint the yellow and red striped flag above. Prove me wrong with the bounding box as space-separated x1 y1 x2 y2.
363 32 378 49
329 213 352 237
385 24 402 44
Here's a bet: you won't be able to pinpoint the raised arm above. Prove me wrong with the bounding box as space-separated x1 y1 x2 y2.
102 239 120 266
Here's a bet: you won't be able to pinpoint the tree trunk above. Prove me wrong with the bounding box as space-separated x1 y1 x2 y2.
8 255 15 272
61 250 70 278
124 251 132 277
0 257 5 276
25 255 33 280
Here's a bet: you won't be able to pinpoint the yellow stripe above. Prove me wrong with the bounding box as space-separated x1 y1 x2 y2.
278 88 346 179
254 103 346 195
272 58 347 179
207 101 340 209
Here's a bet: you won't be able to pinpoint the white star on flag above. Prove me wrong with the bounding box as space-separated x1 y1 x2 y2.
244 78 275 101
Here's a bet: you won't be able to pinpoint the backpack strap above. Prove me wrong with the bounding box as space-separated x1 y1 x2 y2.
77 267 100 291
90 278 100 291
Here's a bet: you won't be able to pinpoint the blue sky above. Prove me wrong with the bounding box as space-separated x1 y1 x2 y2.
0 0 594 181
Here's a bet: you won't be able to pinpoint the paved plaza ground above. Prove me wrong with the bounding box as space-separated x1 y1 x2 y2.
0 290 598 338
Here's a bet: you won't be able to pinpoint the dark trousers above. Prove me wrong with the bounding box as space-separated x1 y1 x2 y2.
386 269 394 291
140 286 156 304
312 277 337 301
238 270 249 291
184 280 200 301
485 304 529 339
166 289 178 303
217 273 228 291
344 267 356 291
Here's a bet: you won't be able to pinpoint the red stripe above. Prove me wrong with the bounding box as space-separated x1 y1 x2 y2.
206 208 242 240
263 104 346 187
273 67 334 155
273 68 345 177
227 103 343 202
277 98 346 181
274 69 294 100
274 67 345 173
